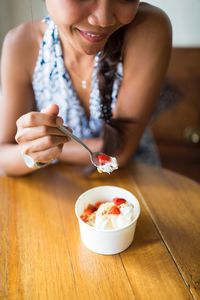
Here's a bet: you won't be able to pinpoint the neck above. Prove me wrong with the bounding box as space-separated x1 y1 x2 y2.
58 30 95 90
59 30 95 66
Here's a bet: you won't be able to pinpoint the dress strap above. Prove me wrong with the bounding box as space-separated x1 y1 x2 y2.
42 15 55 30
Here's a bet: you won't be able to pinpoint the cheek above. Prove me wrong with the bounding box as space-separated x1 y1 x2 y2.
118 13 136 25
119 12 137 25
46 0 83 25
117 4 140 25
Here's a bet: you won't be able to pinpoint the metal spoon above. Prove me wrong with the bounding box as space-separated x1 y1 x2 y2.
58 125 103 167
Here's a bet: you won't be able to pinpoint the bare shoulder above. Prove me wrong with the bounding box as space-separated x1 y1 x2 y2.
137 2 171 24
3 21 43 54
124 2 172 53
134 2 172 33
1 21 44 79
116 3 173 121
121 2 172 80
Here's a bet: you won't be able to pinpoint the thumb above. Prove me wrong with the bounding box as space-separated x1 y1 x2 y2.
41 104 59 116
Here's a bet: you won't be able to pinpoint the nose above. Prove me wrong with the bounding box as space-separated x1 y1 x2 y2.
88 2 116 27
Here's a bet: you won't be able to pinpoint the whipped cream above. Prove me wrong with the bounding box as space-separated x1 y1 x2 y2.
85 200 134 230
97 156 118 174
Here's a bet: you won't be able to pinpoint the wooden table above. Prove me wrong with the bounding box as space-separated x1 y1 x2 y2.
0 163 200 300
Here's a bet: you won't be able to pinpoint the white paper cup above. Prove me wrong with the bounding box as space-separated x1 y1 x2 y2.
75 186 140 255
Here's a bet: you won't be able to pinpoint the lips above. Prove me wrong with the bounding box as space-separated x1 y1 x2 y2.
77 29 109 43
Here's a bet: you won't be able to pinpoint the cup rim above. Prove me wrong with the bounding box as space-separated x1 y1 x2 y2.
75 185 141 233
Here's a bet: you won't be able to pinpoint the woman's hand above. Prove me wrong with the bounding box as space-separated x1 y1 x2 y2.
15 104 70 163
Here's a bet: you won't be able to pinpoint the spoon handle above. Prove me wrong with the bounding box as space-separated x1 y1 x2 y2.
59 125 93 155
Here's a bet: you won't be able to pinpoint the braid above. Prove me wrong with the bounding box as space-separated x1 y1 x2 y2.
97 27 126 122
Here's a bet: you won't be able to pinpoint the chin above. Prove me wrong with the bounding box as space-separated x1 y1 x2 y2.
83 47 103 55
81 42 107 56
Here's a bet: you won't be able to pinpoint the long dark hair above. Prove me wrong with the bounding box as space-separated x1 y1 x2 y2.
97 26 126 122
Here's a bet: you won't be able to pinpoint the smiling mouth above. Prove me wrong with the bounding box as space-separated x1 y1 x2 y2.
77 29 109 43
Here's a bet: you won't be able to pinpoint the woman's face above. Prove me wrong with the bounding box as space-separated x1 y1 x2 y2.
45 0 140 55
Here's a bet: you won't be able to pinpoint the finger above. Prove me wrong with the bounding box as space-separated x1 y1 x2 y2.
16 111 63 129
41 104 59 116
15 125 71 144
21 135 68 155
60 125 73 133
30 144 63 163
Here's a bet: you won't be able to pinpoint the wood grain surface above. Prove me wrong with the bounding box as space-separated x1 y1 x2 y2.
0 163 199 300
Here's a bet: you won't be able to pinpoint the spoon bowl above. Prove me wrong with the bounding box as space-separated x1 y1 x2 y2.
58 125 118 173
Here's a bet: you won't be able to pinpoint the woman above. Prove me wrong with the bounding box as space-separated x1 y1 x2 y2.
0 0 172 176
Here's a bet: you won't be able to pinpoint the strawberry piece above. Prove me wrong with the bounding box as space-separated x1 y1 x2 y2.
80 215 88 222
87 204 97 212
108 206 121 215
97 154 111 165
83 204 96 216
80 204 97 222
84 208 95 216
113 198 126 206
95 201 105 209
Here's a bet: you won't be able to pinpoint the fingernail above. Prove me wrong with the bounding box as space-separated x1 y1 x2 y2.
56 117 63 126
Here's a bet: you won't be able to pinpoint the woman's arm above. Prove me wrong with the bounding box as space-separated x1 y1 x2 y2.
0 25 66 175
112 3 172 166
59 137 103 165
0 24 38 175
0 23 103 175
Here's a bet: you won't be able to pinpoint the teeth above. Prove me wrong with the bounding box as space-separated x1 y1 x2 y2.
85 32 101 38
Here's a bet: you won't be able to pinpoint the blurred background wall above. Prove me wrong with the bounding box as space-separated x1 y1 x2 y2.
0 0 46 49
147 0 200 47
0 0 200 181
146 1 200 182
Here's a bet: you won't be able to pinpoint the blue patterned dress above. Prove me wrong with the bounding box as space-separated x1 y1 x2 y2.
32 17 160 165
